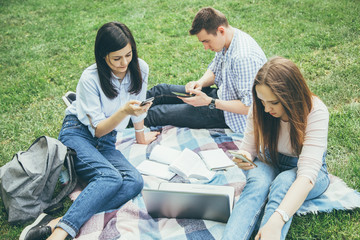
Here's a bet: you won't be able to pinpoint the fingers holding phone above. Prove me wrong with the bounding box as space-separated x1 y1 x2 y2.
139 97 154 111
122 100 142 116
140 97 154 106
185 81 202 92
229 150 257 170
124 98 153 117
180 89 211 107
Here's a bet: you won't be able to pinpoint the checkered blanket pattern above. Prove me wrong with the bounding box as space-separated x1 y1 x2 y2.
71 126 360 240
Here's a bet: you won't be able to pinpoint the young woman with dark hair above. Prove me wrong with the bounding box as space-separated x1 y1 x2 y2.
20 22 159 240
95 22 143 98
223 57 330 240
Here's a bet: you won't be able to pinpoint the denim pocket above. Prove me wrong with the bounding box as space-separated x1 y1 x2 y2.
62 119 82 130
97 130 117 149
59 115 84 137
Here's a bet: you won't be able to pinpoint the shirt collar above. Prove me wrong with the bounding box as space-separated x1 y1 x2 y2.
111 71 130 85
222 29 238 61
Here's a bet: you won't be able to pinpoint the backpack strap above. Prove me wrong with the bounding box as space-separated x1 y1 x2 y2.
45 148 78 212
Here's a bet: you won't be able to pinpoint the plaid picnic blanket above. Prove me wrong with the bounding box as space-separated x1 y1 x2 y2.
71 126 360 240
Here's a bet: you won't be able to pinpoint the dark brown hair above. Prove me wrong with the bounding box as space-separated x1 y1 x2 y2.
95 22 142 99
189 7 229 35
252 57 313 165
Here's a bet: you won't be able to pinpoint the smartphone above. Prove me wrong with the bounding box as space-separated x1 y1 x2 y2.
228 150 258 167
140 97 154 106
171 91 195 97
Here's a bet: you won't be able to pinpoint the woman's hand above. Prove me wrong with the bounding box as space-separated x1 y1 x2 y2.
255 213 284 240
122 100 152 116
135 131 160 145
140 131 160 145
232 150 255 170
133 120 159 145
255 226 281 240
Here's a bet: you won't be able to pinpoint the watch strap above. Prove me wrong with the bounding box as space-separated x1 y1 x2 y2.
208 98 216 109
275 208 289 222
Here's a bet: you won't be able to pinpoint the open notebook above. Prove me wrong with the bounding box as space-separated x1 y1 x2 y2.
142 183 235 223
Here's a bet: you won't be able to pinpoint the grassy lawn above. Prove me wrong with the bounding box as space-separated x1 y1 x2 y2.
1 0 359 239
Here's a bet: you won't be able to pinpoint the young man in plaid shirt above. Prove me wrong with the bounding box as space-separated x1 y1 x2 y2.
145 7 266 134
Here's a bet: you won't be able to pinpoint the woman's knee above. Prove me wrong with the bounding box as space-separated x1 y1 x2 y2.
131 171 144 194
134 178 144 196
245 164 275 191
244 173 273 196
306 170 330 200
98 170 124 188
122 169 143 197
269 169 296 196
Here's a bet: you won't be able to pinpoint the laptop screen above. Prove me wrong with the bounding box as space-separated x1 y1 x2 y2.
142 183 234 223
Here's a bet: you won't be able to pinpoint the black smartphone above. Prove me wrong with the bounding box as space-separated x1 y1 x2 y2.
228 150 258 167
140 97 154 106
171 91 195 97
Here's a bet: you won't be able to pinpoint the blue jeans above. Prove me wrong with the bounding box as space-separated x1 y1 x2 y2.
57 115 144 238
144 84 228 129
222 152 330 240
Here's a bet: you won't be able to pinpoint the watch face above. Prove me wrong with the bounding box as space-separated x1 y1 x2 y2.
276 209 289 222
209 99 216 109
209 103 215 109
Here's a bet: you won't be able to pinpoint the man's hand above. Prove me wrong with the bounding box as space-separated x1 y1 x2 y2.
179 89 212 107
185 81 202 92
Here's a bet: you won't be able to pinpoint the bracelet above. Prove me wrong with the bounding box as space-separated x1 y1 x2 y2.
135 127 145 133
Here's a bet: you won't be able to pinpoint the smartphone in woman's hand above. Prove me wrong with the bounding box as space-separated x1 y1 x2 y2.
228 150 257 167
140 97 154 106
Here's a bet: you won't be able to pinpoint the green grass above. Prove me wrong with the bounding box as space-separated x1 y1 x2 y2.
1 0 359 239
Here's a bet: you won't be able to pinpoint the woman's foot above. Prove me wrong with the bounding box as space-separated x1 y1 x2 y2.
19 213 55 240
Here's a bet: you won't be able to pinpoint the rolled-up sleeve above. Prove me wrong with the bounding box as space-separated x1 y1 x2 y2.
231 57 262 106
75 71 107 136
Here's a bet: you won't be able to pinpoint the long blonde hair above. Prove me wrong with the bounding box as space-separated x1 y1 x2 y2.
252 57 313 165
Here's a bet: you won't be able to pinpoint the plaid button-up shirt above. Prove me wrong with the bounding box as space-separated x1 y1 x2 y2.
209 28 266 133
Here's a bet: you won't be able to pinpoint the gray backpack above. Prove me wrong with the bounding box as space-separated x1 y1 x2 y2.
0 136 77 223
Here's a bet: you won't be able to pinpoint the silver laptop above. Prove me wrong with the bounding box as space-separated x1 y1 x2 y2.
142 183 234 223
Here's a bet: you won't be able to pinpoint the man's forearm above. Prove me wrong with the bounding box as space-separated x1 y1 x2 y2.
214 99 250 115
197 69 216 87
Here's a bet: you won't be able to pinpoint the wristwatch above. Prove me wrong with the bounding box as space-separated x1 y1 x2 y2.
208 98 216 109
275 208 289 223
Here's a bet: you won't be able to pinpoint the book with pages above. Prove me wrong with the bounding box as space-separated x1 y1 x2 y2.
144 145 235 181
168 148 215 180
136 160 176 181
